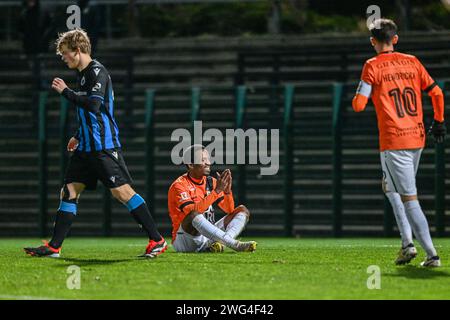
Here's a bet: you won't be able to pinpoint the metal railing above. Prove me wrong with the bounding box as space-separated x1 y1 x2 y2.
435 81 446 237
38 91 48 237
331 83 344 238
235 86 247 206
282 84 294 237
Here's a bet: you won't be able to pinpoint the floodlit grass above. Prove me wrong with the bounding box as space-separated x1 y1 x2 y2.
1 238 449 299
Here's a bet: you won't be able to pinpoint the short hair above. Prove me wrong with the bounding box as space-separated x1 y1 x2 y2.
369 18 398 44
183 144 206 166
55 28 91 56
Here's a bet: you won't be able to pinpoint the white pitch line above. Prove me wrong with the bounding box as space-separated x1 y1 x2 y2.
0 294 65 300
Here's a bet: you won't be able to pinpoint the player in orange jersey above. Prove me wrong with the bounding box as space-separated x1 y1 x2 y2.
168 145 257 253
352 19 445 267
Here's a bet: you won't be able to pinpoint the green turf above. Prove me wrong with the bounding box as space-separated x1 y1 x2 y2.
0 238 449 300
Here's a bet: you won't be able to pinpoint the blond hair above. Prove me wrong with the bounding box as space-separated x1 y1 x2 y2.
55 28 91 55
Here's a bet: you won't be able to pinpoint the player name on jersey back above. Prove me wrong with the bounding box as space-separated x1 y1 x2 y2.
361 52 435 151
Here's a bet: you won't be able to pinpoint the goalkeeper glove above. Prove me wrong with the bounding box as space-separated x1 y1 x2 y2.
427 120 446 144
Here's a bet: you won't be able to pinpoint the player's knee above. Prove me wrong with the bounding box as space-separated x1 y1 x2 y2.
182 211 202 235
60 184 78 202
112 191 129 204
111 184 135 204
185 211 202 223
234 205 250 219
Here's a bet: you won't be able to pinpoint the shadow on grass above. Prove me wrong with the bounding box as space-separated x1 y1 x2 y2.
385 265 450 279
56 257 140 267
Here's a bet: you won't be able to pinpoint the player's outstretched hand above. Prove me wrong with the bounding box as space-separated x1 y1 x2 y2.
428 120 447 144
52 77 68 94
215 169 231 194
67 137 79 152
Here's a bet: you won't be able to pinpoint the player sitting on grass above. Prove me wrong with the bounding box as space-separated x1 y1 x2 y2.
167 145 257 253
24 29 167 258
352 19 445 267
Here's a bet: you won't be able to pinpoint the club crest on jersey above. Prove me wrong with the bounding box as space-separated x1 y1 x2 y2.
179 192 189 201
80 76 85 86
94 68 100 76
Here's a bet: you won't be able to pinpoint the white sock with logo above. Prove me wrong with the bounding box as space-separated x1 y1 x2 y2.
403 200 437 258
225 212 248 239
192 214 238 248
386 192 413 248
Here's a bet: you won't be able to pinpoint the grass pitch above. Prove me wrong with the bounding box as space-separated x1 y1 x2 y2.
0 238 449 300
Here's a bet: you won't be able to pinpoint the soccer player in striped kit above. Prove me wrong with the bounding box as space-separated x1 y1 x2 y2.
24 29 167 258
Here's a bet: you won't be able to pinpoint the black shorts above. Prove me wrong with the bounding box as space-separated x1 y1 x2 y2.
64 148 133 190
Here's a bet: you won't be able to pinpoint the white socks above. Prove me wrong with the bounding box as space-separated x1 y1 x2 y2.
192 214 238 248
386 192 413 248
386 193 437 258
224 212 248 239
403 200 437 258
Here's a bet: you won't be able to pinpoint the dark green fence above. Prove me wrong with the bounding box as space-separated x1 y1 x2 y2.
35 81 448 237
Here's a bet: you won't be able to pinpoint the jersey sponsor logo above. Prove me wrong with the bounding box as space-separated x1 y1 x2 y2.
92 82 102 92
94 68 100 76
80 76 85 86
376 59 415 69
204 206 215 224
394 125 423 138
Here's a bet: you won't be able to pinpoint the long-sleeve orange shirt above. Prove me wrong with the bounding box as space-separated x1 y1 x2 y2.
168 173 235 242
352 51 444 151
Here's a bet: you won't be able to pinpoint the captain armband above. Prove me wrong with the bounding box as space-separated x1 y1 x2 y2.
356 80 372 98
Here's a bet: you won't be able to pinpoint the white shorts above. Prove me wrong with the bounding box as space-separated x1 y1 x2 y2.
380 148 422 196
172 217 227 253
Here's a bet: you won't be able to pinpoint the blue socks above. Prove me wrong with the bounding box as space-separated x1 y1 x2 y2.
125 194 162 242
49 200 77 248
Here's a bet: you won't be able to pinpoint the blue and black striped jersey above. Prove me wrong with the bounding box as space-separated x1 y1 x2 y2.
63 60 121 152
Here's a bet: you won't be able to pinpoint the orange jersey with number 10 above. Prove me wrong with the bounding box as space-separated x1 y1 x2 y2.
356 51 444 151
